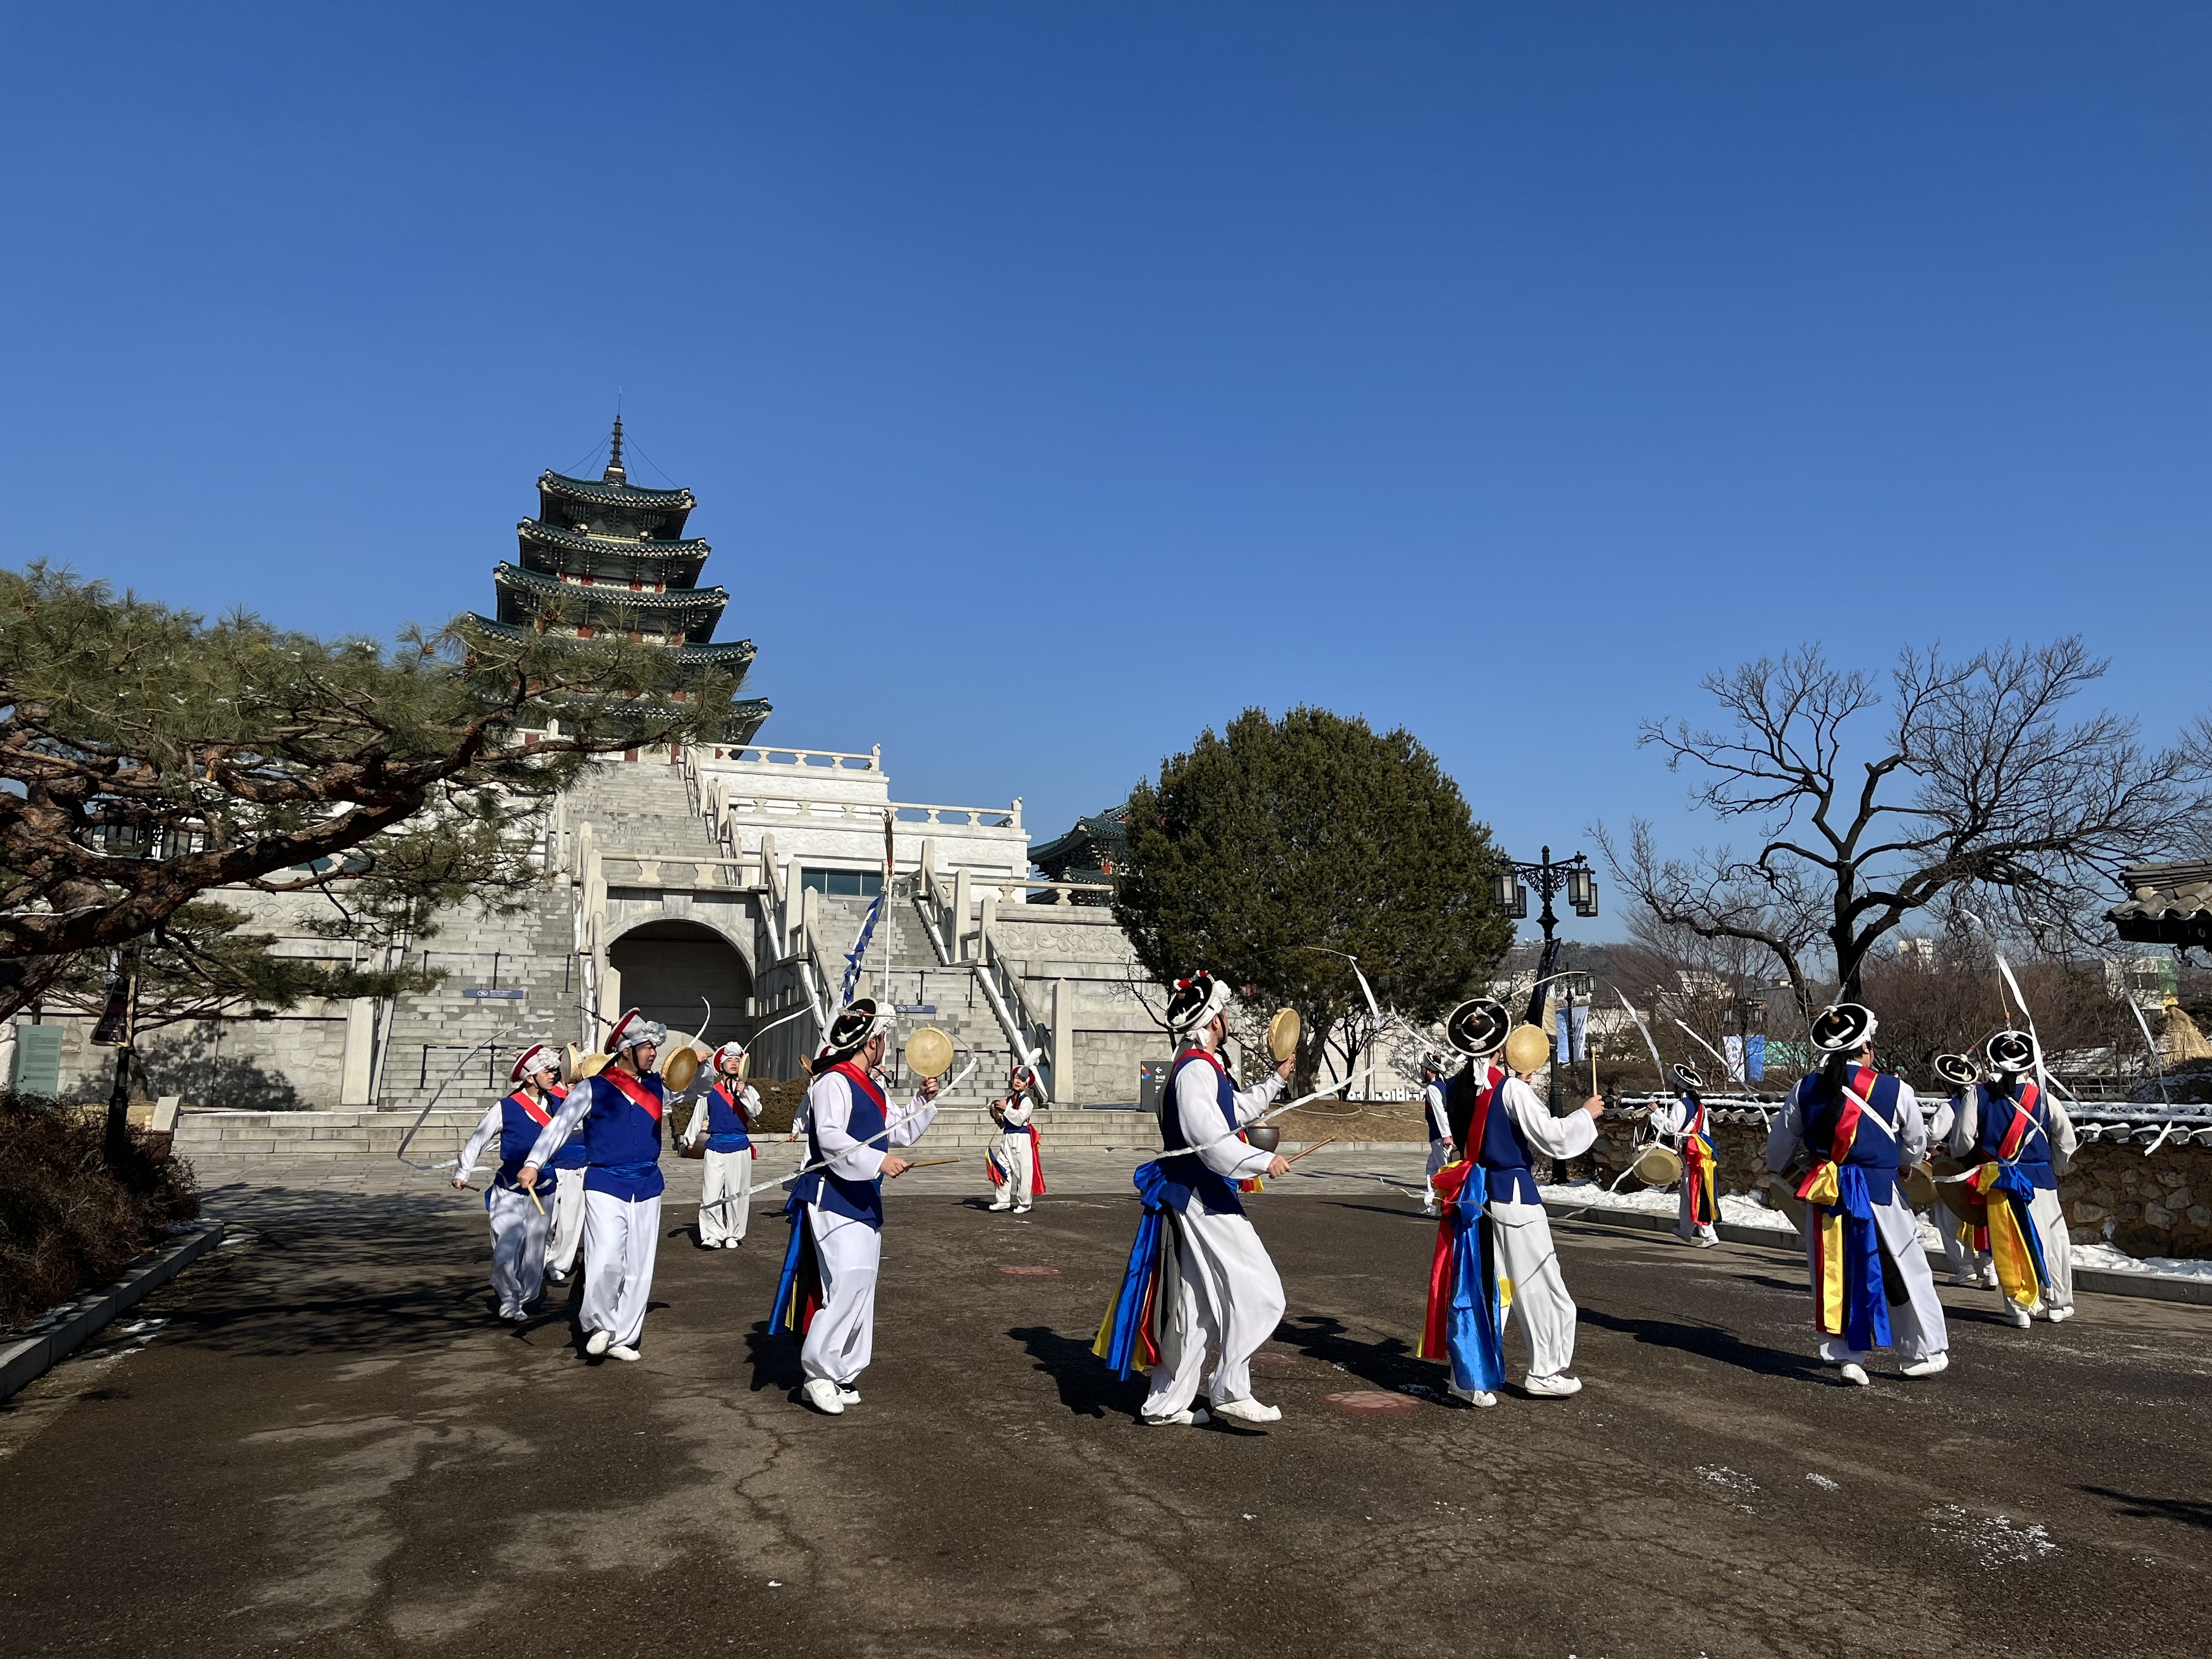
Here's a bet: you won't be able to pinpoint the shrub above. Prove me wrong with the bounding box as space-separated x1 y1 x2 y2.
0 1090 201 1331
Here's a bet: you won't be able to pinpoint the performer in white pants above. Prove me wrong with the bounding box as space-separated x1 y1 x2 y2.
1647 1063 1719 1248
540 1061 588 1284
1764 1003 1948 1386
453 1042 570 1321
1474 1024 1604 1396
769 1000 942 1415
521 1010 670 1363
1418 1056 1453 1218
684 1042 761 1247
989 1066 1040 1214
1950 1028 2077 1327
1134 972 1293 1427
1926 1052 1994 1288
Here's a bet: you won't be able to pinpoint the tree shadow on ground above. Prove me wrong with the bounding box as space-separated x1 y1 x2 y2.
163 1181 514 1358
1271 1313 1434 1392
1008 1324 1142 1420
1576 1307 1829 1383
2079 1486 2212 1530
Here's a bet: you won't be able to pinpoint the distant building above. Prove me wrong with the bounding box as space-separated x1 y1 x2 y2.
1027 802 1130 903
465 416 771 740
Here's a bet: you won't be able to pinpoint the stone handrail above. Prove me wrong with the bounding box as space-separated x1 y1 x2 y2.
917 867 1050 1102
706 743 882 771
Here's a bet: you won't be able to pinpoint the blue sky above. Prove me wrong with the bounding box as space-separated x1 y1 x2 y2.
4 4 2208 931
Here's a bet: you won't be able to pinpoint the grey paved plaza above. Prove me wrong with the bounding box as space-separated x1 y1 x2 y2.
2 1149 2206 1658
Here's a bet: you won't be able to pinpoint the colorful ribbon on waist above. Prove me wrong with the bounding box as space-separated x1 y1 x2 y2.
1971 1161 2051 1311
1797 1159 1891 1353
1683 1131 1717 1229
1093 1161 1175 1378
766 1204 823 1340
1416 1161 1506 1396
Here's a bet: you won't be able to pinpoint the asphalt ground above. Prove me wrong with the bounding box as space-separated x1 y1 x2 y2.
2 1161 2208 1659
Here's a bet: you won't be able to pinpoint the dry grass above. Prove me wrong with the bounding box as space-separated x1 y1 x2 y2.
0 1091 201 1332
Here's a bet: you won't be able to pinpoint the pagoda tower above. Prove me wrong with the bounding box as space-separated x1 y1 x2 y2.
468 417 770 741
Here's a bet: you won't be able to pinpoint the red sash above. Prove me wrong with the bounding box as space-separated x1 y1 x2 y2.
712 1082 755 1125
602 1066 664 1122
1464 1065 1505 1153
1997 1081 2041 1160
1824 1065 1876 1161
827 1060 888 1111
510 1090 553 1128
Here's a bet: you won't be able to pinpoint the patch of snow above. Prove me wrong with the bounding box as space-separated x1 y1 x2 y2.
2071 1241 2212 1281
1806 1473 1841 1491
1540 1181 1796 1232
1696 1465 1757 1494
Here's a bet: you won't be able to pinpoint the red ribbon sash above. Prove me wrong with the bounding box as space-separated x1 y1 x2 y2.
1464 1066 1504 1154
510 1091 553 1128
602 1066 664 1123
1997 1081 2041 1160
827 1060 888 1111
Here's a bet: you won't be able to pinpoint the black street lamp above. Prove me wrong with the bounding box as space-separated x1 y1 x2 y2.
1493 847 1598 1135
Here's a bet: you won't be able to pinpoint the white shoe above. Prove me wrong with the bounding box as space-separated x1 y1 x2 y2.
585 1328 611 1356
2046 1305 2074 1323
500 1308 528 1323
835 1384 862 1405
607 1343 640 1363
988 1201 1011 1213
1524 1373 1583 1399
1977 1269 1999 1288
1014 1206 1031 1215
546 1269 570 1284
802 1379 846 1415
1947 1272 1976 1287
1838 1363 1870 1387
1140 1407 1209 1427
2006 1305 2033 1328
1448 1384 1499 1408
1212 1397 1282 1423
1421 1204 1440 1219
724 1239 742 1249
1900 1353 1949 1379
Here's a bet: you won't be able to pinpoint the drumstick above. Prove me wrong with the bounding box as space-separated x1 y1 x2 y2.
897 1157 962 1170
1282 1137 1338 1165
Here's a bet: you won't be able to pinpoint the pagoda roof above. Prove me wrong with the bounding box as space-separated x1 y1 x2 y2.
538 469 695 511
517 520 712 583
492 565 729 642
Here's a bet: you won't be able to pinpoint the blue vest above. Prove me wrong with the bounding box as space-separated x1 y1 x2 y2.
1474 1076 1540 1205
492 1092 553 1193
544 1083 588 1169
580 1069 666 1202
792 1066 889 1229
1155 1048 1243 1215
1795 1069 1903 1205
705 1082 754 1153
1973 1081 2057 1190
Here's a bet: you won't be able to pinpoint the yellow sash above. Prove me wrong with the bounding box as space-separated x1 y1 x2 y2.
1971 1163 2042 1310
1798 1161 1848 1335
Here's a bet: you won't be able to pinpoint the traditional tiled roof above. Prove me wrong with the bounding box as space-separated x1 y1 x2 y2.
518 520 711 563
492 565 728 643
538 469 694 511
465 614 758 667
2110 859 2212 948
1031 803 1130 881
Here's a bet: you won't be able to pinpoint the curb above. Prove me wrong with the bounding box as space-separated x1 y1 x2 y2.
0 1222 227 1403
1543 1200 2212 1307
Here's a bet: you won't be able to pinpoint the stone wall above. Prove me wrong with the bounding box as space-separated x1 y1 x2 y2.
1589 1111 2212 1260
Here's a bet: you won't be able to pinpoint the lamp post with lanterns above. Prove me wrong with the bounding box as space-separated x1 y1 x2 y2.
1493 847 1599 1125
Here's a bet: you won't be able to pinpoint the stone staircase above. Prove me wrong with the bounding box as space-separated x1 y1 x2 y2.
371 884 577 1119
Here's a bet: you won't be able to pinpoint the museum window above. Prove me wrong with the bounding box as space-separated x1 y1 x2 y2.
800 868 883 899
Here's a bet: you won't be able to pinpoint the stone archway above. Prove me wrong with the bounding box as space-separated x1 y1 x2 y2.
608 919 753 1049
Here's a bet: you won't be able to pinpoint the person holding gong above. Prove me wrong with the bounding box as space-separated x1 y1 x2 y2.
1095 972 1294 1428
682 1042 762 1248
768 1000 944 1417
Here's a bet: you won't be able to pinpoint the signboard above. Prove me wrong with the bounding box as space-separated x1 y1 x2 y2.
894 1004 937 1015
462 988 526 1000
